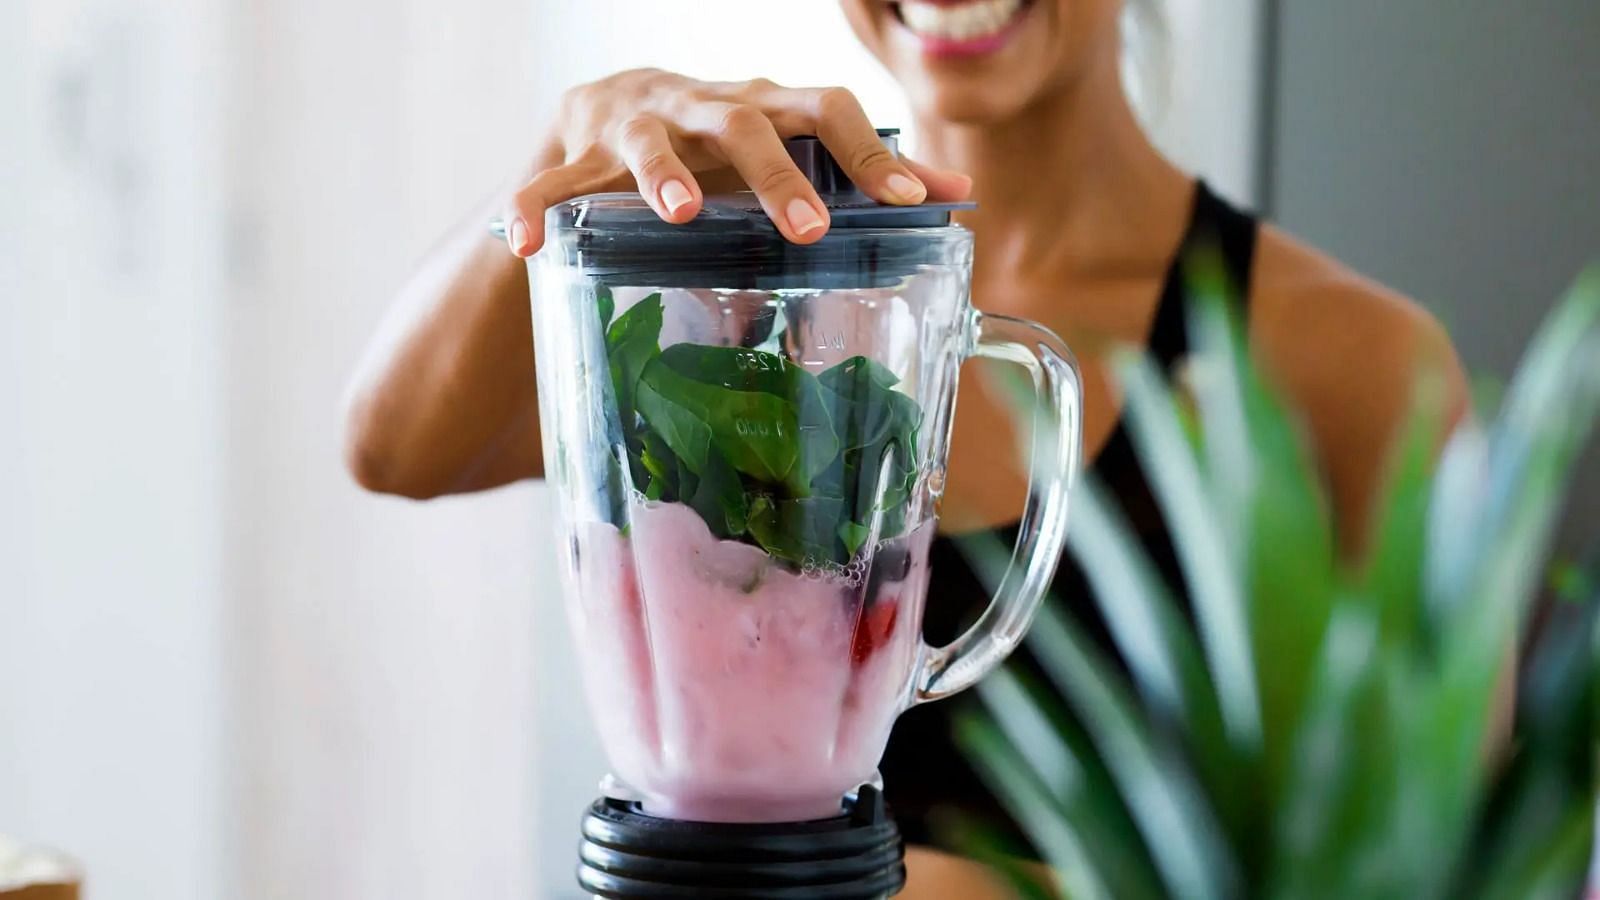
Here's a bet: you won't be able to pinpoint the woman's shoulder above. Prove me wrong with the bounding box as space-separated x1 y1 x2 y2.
1243 224 1469 546
1249 224 1443 350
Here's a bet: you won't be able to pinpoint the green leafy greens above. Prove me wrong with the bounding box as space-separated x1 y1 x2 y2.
602 293 923 568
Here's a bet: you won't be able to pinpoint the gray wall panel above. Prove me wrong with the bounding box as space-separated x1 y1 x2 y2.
1267 0 1600 565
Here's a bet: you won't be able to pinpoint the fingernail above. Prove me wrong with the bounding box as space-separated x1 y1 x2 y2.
660 179 694 215
786 197 825 236
885 172 926 203
509 218 531 255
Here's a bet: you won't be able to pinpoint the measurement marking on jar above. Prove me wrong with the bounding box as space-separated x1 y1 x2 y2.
734 350 784 372
815 331 846 350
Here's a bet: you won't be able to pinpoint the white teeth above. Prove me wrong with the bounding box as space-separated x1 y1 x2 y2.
898 0 1023 41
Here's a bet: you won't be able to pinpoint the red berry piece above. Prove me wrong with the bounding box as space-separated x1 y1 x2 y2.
850 598 900 666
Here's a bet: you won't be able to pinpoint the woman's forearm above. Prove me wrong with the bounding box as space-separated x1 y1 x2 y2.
344 189 543 498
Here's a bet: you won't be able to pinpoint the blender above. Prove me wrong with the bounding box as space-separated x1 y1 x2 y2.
525 129 1082 898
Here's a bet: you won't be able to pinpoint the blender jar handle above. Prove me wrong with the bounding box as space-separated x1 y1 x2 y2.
914 311 1084 703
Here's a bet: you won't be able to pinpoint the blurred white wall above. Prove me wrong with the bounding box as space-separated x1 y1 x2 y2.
2 2 1262 899
222 0 546 897
1159 0 1264 204
1 0 229 897
0 0 230 890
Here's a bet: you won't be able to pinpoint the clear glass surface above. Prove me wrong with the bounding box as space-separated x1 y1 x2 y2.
530 196 1080 823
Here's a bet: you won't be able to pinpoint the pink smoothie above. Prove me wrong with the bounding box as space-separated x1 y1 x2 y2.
565 500 934 823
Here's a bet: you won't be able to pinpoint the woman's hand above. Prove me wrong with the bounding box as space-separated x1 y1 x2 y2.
345 70 971 500
504 69 972 256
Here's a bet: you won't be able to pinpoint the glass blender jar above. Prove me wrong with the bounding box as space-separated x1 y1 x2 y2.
527 130 1082 898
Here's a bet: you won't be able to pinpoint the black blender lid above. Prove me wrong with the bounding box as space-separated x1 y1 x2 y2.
550 129 973 235
537 129 972 290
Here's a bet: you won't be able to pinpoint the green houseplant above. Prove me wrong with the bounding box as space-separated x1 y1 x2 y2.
955 261 1600 900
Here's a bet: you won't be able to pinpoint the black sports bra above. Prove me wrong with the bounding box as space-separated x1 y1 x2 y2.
877 180 1261 852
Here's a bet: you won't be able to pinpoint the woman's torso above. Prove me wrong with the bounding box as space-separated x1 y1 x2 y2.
879 180 1261 851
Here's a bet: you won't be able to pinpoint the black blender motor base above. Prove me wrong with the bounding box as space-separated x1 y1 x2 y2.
577 785 907 899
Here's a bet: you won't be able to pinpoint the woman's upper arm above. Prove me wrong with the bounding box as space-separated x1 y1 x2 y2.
344 214 544 499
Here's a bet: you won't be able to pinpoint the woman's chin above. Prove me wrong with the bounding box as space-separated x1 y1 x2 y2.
905 77 1037 126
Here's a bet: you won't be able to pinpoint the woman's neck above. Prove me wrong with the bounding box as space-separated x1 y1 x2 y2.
913 46 1193 286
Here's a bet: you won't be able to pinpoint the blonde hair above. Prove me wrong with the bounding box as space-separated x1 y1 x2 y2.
1121 0 1171 128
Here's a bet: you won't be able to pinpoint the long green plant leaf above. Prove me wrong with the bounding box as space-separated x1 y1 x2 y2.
1362 377 1445 648
1459 600 1598 900
955 712 1118 900
1421 267 1600 853
1186 287 1337 812
968 669 1168 900
1268 605 1379 899
1181 250 1257 563
1027 602 1241 900
1119 351 1264 748
961 529 1239 900
957 261 1600 900
1063 477 1243 833
1424 425 1490 626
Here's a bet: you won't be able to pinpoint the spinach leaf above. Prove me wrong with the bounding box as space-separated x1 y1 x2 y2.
659 343 791 395
847 436 918 523
821 358 921 464
597 295 659 523
878 502 906 539
639 350 806 484
639 430 680 502
789 377 843 492
673 443 701 502
653 344 840 494
819 356 901 394
604 326 925 567
596 284 615 334
635 364 718 473
814 356 923 529
838 521 874 559
685 450 748 539
605 293 664 434
747 495 849 566
808 454 849 503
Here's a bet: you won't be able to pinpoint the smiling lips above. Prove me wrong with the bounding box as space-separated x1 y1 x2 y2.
893 0 1029 57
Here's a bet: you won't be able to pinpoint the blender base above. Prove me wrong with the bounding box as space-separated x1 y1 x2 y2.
576 785 907 899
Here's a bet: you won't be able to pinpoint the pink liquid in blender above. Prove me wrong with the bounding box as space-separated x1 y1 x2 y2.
568 500 934 823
